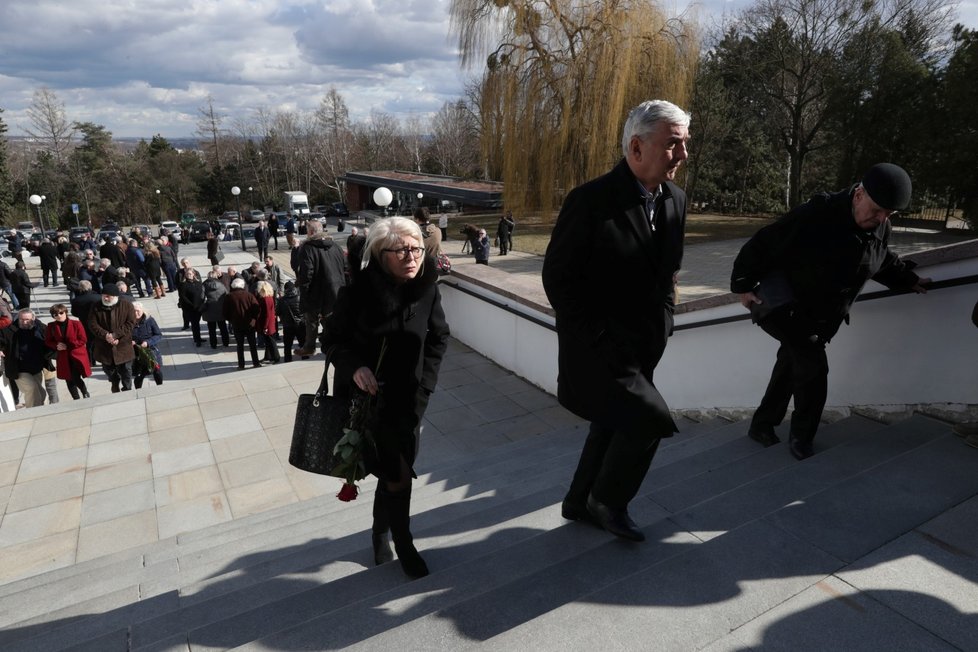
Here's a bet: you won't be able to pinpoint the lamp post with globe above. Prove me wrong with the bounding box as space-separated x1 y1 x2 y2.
373 187 393 219
156 189 163 229
231 186 246 251
28 194 48 233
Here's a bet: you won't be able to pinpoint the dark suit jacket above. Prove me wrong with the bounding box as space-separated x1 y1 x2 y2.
542 159 685 439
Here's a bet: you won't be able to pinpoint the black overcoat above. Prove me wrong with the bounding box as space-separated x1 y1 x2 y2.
542 159 685 439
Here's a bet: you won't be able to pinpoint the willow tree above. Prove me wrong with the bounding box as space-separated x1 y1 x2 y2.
451 0 698 218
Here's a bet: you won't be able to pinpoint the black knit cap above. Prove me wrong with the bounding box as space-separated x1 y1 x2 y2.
862 163 912 211
101 284 120 297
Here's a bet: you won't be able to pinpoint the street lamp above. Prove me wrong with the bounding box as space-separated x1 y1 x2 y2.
155 189 162 227
417 192 423 210
29 194 47 233
248 186 253 211
374 187 393 217
231 186 246 251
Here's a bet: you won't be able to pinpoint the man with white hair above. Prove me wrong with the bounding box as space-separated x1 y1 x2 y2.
543 99 690 542
87 284 137 392
294 219 346 356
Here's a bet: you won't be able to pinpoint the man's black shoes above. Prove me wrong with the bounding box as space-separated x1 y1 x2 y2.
748 426 781 448
586 495 645 542
561 499 589 522
789 438 815 460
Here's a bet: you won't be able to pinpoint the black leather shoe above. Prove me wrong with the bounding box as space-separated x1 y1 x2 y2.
394 541 429 578
561 499 589 522
586 495 645 542
748 426 781 448
789 438 814 460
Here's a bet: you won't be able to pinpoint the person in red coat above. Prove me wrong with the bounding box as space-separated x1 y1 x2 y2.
44 303 91 399
256 281 280 364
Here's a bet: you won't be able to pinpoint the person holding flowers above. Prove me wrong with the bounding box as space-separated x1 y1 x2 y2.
131 302 164 388
327 217 449 579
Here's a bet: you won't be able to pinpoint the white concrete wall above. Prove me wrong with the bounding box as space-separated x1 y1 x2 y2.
440 256 978 409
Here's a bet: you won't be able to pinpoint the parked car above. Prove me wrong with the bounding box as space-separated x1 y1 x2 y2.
333 202 350 217
221 211 240 222
27 230 58 253
187 221 213 243
248 209 264 222
130 224 152 240
69 226 95 244
159 221 182 242
97 227 119 243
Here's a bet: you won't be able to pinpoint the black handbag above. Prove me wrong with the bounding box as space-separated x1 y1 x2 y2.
750 270 795 324
289 347 350 476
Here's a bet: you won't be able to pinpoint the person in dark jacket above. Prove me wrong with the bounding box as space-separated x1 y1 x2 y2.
144 245 165 298
202 271 230 348
206 231 223 267
731 163 930 460
496 212 515 255
327 216 450 579
87 284 136 392
472 229 490 265
125 239 151 298
178 268 206 346
38 238 60 287
9 262 37 309
295 220 347 356
99 237 127 269
254 219 271 260
542 100 689 542
157 239 179 292
0 308 54 407
6 230 25 263
223 278 261 369
44 303 91 399
131 301 164 388
276 281 304 362
0 260 20 309
269 213 280 250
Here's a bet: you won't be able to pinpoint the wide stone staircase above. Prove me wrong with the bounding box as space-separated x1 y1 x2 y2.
1 387 976 651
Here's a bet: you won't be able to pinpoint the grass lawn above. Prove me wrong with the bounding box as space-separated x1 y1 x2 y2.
451 213 776 256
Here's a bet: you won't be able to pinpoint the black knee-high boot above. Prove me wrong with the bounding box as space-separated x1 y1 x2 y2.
386 486 428 578
372 489 394 565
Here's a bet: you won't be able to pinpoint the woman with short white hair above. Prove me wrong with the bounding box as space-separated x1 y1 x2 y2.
326 217 450 579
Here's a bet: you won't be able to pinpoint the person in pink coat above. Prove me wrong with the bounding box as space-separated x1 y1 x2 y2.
44 303 92 399
256 281 281 364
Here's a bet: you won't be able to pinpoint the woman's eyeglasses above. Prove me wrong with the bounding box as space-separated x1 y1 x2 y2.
382 247 424 261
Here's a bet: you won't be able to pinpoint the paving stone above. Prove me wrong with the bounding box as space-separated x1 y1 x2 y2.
0 530 77 586
31 409 93 435
147 422 210 454
87 434 151 467
85 457 154 494
218 451 286 489
225 477 298 517
467 395 529 423
204 412 263 441
6 470 85 513
20 426 90 458
447 380 503 405
0 497 81 547
253 405 295 430
81 480 156 526
247 386 298 411
15 447 88 483
158 493 233 539
92 398 146 424
146 389 196 412
198 398 249 420
0 461 19 488
76 509 159 562
147 405 203 432
151 442 216 477
0 438 27 464
193 380 245 402
210 431 273 464
155 466 225 507
0 421 32 442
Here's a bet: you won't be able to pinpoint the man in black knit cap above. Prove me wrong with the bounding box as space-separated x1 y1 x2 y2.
731 163 931 460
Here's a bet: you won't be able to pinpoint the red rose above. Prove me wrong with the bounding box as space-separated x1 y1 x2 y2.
337 482 359 502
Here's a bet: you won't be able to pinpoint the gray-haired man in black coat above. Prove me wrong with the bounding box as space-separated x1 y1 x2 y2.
543 100 690 542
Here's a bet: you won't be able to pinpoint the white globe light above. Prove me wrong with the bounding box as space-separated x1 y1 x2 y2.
29 194 42 206
373 187 393 207
231 186 241 196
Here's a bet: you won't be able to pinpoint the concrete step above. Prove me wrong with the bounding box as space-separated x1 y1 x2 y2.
252 417 973 651
0 417 749 649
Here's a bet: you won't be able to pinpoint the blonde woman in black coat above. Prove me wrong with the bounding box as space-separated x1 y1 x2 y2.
329 217 450 579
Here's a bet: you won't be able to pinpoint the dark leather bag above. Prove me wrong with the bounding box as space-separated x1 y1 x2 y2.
289 347 350 476
750 270 795 324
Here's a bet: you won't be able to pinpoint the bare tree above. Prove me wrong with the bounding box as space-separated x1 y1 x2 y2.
431 99 479 177
196 95 226 169
24 87 75 163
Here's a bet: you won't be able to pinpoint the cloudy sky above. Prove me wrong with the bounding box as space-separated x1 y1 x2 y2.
1 0 975 139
